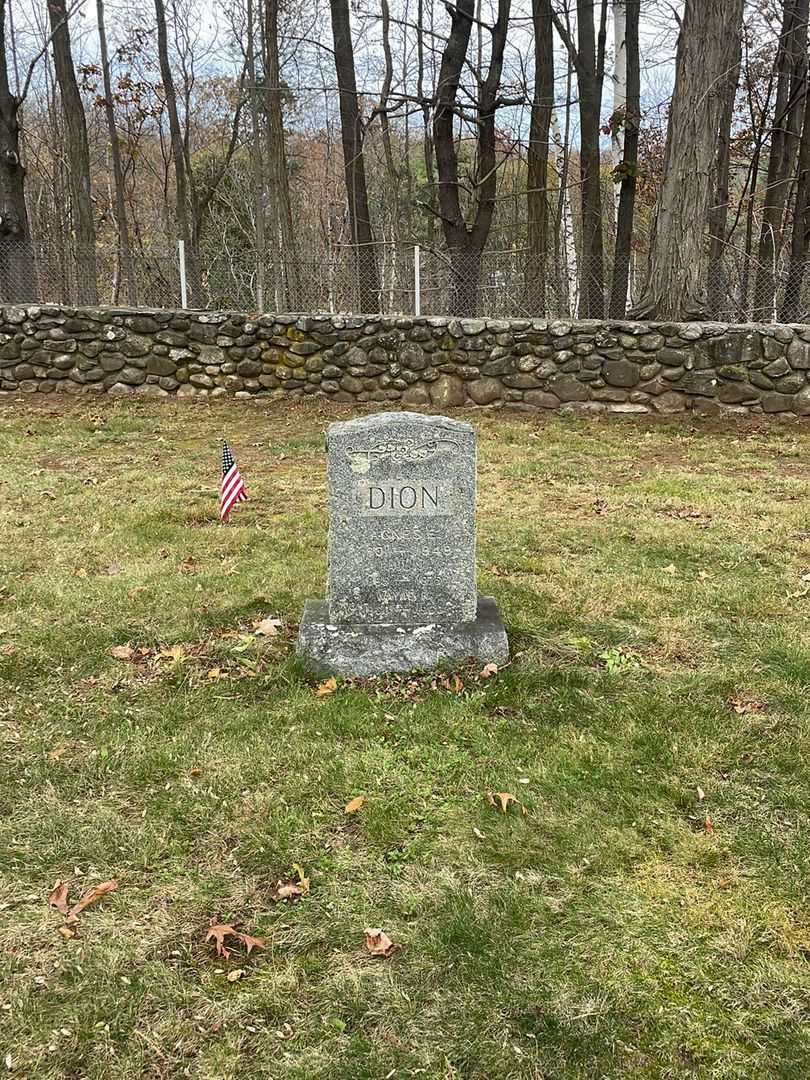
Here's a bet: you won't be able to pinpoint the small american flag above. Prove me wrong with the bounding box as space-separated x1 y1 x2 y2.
219 439 247 522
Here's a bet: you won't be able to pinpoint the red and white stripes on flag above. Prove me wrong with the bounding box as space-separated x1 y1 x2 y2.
219 439 247 522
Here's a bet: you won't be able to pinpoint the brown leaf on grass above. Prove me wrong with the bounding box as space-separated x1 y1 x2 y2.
479 663 498 678
271 865 310 901
696 785 706 802
728 693 764 715
57 924 76 940
704 816 714 834
240 933 265 955
206 923 238 958
48 880 69 915
486 791 519 814
272 882 304 901
49 743 68 761
344 795 365 815
227 968 246 982
253 617 283 637
110 645 135 661
316 677 338 696
179 556 197 575
207 667 223 680
364 928 395 957
65 879 117 923
155 645 186 664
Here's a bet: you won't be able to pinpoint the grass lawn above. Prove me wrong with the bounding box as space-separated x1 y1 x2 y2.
2 396 810 1079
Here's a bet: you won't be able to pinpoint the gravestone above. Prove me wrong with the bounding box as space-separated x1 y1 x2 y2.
297 411 508 676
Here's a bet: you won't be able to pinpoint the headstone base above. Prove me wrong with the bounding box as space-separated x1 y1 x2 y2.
297 595 509 677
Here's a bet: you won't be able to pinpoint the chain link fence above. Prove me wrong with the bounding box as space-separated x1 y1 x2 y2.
2 236 810 321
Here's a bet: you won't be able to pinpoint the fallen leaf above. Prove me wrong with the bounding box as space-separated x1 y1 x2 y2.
73 567 88 578
696 785 706 802
271 882 304 901
57 925 76 940
271 864 309 901
253 617 283 637
48 880 69 915
472 827 486 840
479 663 498 678
344 795 365 814
364 927 395 957
704 816 714 834
207 667 223 680
663 563 678 575
239 933 265 955
65 879 117 923
206 923 237 958
110 645 135 661
227 968 245 982
49 743 68 761
486 791 519 813
316 677 338 696
728 694 764 715
156 645 186 663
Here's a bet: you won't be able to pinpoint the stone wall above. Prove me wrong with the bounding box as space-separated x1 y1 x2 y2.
2 304 810 417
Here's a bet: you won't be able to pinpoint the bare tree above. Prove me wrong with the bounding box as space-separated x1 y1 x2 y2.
781 57 810 319
753 0 809 318
246 0 265 309
329 0 379 312
264 0 300 308
432 0 511 315
552 0 608 317
0 0 38 300
525 0 553 311
706 22 743 318
608 0 639 317
97 0 137 304
48 0 98 303
154 0 200 301
631 0 745 320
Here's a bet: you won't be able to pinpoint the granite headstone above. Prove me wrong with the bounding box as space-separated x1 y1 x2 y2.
297 411 508 676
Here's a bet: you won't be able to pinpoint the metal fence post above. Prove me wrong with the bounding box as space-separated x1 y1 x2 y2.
414 244 421 316
178 240 188 308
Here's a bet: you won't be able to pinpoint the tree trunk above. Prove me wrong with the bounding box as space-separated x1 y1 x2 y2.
97 0 136 305
329 0 379 312
781 69 810 320
265 0 300 308
609 0 639 317
630 0 745 320
753 0 810 318
246 0 264 310
0 0 36 301
48 0 97 304
433 0 511 316
524 0 553 313
575 0 607 316
154 0 201 304
706 28 743 318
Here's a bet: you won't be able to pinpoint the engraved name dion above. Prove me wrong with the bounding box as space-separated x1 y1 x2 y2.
357 479 451 516
367 484 438 510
